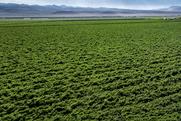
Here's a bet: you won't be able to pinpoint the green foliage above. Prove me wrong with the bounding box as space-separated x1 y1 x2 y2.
0 20 181 121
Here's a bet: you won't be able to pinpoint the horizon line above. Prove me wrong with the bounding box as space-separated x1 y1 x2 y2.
0 2 179 10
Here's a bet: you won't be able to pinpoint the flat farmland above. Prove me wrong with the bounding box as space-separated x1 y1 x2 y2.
0 20 181 121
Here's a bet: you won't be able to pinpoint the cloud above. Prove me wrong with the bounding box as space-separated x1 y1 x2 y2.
0 0 181 9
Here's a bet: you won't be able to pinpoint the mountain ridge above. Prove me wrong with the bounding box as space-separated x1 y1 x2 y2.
0 3 181 17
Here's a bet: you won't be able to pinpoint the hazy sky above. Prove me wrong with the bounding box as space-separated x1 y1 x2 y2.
0 0 181 10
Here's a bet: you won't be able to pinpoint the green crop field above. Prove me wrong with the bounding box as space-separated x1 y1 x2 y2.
0 20 181 121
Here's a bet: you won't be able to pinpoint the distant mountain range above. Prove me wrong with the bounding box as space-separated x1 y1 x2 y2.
160 6 181 12
0 3 181 17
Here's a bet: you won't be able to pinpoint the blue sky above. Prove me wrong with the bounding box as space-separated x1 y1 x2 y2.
0 0 181 10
